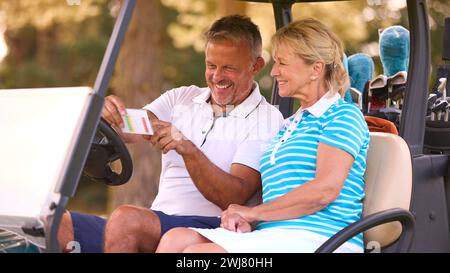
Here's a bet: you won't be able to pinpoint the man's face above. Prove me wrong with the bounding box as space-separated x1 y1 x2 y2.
205 40 260 108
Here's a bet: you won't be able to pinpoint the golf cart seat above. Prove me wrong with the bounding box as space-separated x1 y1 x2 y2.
0 87 97 252
316 132 414 252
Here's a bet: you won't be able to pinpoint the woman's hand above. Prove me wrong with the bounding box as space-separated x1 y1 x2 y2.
220 204 255 233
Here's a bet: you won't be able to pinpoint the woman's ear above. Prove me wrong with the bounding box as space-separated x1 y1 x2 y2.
312 61 325 78
253 57 265 74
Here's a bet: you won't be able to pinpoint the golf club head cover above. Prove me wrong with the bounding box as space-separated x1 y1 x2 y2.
348 53 374 93
379 25 410 76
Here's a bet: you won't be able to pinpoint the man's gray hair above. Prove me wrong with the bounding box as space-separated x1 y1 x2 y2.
204 15 262 60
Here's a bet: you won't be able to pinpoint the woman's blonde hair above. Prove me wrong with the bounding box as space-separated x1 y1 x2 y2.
271 18 349 96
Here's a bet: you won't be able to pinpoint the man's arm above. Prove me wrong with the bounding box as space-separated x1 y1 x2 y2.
150 119 261 210
184 149 261 210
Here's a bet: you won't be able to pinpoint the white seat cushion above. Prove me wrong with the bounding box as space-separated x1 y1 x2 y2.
363 132 412 247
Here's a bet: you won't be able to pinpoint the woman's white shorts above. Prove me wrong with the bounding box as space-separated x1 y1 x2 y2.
190 227 363 253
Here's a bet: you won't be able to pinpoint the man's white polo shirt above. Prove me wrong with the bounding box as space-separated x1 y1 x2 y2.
143 84 283 216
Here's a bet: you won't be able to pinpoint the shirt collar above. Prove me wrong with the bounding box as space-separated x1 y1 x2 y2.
300 92 340 118
192 88 211 104
192 82 263 118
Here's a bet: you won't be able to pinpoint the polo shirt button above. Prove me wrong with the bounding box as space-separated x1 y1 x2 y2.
202 131 206 134
281 140 285 142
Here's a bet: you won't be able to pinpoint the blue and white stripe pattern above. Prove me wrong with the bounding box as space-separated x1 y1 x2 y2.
256 94 370 248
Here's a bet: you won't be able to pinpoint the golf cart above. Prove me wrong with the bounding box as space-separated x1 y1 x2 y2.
0 0 448 253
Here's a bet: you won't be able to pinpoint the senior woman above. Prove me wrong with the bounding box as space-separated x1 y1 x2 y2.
156 18 370 253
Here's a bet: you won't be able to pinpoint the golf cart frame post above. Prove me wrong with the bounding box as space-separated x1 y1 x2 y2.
269 0 296 118
402 0 450 252
44 0 137 252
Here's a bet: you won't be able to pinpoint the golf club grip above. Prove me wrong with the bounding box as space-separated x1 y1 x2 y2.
444 17 450 61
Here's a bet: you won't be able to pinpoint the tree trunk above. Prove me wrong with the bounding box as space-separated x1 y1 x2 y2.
218 0 247 16
108 0 163 212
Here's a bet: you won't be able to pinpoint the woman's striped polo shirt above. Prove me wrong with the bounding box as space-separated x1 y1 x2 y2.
256 92 370 248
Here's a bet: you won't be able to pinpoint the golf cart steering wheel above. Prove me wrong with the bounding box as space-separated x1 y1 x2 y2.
83 118 133 186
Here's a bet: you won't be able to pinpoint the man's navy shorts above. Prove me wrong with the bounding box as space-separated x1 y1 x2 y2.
70 210 221 253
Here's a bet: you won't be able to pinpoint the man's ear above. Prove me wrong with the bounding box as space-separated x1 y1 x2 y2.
253 57 265 74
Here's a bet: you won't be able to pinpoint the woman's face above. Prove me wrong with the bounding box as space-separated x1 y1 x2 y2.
270 43 315 101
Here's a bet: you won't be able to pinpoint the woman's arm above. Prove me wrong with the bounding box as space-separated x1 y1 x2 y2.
225 142 355 224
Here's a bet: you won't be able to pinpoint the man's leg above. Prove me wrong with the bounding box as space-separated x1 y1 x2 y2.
57 211 74 252
103 205 162 253
58 211 107 253
104 206 221 253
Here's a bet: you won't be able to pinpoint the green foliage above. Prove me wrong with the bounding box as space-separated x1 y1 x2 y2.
0 1 113 88
161 3 207 89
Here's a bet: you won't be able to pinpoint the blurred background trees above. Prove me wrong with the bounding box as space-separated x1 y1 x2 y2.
0 0 448 216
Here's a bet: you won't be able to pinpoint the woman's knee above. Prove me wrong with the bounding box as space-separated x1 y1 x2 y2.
183 243 227 253
157 227 200 253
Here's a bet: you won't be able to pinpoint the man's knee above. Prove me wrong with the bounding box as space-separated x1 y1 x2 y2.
58 211 74 252
106 205 160 237
104 205 161 252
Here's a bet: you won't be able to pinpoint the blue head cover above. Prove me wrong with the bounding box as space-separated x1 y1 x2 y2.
348 53 374 92
342 53 353 103
379 25 410 76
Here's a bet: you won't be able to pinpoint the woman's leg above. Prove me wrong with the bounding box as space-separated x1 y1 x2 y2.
183 243 227 253
156 227 212 253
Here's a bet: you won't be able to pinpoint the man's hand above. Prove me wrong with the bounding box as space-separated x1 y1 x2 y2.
101 95 146 143
220 204 254 233
102 95 126 129
150 120 196 155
